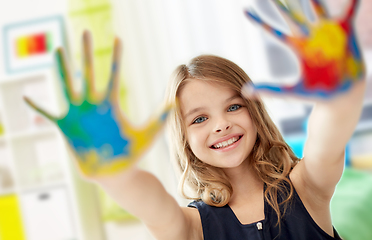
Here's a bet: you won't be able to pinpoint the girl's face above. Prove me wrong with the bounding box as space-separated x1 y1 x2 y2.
179 79 257 170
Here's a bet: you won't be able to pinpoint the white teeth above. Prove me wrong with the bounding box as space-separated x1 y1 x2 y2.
213 137 239 149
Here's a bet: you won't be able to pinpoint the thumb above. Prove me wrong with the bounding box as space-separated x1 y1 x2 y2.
241 82 290 99
24 96 57 122
130 101 175 158
143 101 175 139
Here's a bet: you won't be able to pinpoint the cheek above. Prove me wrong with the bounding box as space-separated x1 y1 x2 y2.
249 120 257 134
186 129 208 156
187 130 202 149
246 121 258 147
246 113 256 130
241 114 258 140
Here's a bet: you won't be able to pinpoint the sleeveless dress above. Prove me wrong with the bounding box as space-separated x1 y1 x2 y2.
188 184 342 240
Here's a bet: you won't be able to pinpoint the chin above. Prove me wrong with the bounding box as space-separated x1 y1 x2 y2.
220 156 249 169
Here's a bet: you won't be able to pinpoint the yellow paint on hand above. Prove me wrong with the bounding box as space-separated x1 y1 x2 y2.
303 21 346 65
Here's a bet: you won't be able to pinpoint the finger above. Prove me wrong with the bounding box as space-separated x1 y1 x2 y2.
245 9 291 42
55 48 79 103
241 82 307 101
241 82 291 99
309 0 329 19
107 37 123 102
272 0 310 35
242 81 352 100
24 96 57 122
347 31 364 62
344 0 360 21
82 30 96 102
141 102 175 141
120 102 174 160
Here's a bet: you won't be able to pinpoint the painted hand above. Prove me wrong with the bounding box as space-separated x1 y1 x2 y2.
244 0 365 98
24 31 173 177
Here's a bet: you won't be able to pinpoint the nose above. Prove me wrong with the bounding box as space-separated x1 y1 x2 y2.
214 119 231 133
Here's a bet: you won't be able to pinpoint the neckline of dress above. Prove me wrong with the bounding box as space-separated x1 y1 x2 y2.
225 203 266 227
226 185 267 227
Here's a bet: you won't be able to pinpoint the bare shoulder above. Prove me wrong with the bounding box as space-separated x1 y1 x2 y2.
182 206 203 240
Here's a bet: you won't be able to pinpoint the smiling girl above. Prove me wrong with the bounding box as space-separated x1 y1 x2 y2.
166 55 300 239
164 53 364 239
25 0 366 239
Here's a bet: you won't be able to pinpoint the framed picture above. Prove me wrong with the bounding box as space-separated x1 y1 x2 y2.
2 16 65 74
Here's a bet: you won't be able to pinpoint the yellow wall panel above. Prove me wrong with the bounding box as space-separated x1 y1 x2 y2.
0 195 25 240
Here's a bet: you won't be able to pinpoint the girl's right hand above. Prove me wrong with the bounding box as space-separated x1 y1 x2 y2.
24 31 173 178
244 0 365 100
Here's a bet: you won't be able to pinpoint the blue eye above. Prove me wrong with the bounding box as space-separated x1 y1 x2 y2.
193 116 207 124
228 104 241 112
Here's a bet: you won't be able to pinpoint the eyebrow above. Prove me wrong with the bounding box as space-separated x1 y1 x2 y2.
183 94 241 119
184 107 205 120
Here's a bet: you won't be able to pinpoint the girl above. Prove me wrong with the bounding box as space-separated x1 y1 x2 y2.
25 0 366 239
166 53 363 239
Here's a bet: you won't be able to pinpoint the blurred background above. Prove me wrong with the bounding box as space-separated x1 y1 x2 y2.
0 0 371 239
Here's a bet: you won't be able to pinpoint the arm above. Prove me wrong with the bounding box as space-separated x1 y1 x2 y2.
244 0 365 197
244 1 365 235
288 82 365 237
25 31 202 240
299 80 365 198
97 168 202 240
289 80 365 237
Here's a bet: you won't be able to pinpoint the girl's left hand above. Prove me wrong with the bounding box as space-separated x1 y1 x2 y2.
243 0 365 99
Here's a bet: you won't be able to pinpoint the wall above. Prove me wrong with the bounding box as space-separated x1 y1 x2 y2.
0 0 68 77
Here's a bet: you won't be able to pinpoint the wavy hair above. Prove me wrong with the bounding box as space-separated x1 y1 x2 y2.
165 55 300 225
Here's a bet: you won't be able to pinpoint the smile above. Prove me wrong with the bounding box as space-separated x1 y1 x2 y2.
211 135 242 149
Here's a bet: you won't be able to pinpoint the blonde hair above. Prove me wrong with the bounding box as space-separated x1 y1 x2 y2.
165 55 300 225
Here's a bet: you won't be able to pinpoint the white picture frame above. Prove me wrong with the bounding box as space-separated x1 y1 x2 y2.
2 16 65 74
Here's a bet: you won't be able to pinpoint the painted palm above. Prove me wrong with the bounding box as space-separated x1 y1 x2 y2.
25 32 172 177
245 0 365 98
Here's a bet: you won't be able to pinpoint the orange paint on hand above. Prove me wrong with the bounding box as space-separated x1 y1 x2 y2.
245 0 364 97
291 21 347 91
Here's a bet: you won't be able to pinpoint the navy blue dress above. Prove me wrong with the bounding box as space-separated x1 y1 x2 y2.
188 185 342 240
